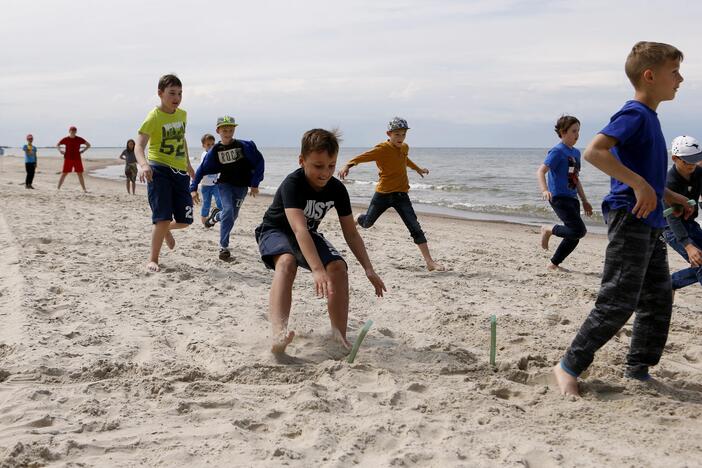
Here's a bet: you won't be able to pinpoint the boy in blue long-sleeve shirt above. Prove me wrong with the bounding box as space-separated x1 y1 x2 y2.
190 116 265 260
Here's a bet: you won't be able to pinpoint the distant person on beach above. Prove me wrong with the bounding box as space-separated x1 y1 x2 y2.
134 74 195 272
536 115 593 269
23 134 38 189
255 128 386 354
338 117 445 271
553 42 690 397
119 139 137 195
190 116 264 261
191 133 222 226
662 135 702 294
56 126 90 192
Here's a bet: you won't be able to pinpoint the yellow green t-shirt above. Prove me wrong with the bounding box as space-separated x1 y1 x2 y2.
138 107 188 171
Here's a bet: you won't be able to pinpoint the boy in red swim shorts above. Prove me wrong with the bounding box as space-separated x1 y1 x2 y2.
57 126 91 192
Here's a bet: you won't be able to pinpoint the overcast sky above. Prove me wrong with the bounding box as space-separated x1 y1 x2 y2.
1 0 700 147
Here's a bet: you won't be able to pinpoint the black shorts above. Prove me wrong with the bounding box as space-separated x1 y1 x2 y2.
255 225 345 271
147 164 194 225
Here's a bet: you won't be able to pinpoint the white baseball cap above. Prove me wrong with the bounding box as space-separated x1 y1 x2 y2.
671 135 702 163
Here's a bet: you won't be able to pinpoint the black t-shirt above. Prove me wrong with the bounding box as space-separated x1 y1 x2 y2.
260 168 352 234
213 140 253 187
666 165 702 221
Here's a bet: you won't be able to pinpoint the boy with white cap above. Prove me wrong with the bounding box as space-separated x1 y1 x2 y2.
663 135 702 291
338 117 444 271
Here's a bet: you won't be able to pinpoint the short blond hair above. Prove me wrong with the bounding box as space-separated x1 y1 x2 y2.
625 41 683 87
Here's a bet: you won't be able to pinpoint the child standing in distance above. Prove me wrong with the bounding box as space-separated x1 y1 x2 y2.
255 129 386 354
190 116 264 260
537 115 593 270
553 42 690 397
119 139 138 195
662 135 702 292
56 126 91 192
193 133 222 227
338 117 444 271
134 74 195 273
23 134 38 189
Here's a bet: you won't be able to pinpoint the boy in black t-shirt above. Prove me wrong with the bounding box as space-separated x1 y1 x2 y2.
255 128 386 354
190 116 265 260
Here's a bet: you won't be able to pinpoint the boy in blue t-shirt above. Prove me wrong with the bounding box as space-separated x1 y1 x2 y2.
537 115 593 269
22 134 38 189
553 42 690 397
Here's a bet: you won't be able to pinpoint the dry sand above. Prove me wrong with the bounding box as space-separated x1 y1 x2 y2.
0 154 700 467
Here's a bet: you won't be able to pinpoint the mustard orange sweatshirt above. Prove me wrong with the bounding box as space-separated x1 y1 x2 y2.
346 141 421 193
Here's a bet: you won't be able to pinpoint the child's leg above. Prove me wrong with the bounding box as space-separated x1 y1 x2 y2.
548 197 587 267
357 192 391 228
57 172 68 189
218 184 247 249
269 253 298 353
626 234 672 379
148 220 171 271
200 186 213 225
325 259 351 348
131 180 136 194
213 185 223 211
560 211 657 380
392 193 444 270
77 172 87 192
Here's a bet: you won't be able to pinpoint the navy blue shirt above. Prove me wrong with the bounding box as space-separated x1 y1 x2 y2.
600 100 668 228
544 142 580 199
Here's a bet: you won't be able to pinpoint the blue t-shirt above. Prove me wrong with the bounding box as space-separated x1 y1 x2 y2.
600 100 668 228
22 144 37 163
544 142 580 199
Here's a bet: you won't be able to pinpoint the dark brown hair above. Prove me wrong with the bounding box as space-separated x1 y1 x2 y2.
625 41 683 87
300 128 341 158
201 133 215 145
126 139 135 150
158 74 182 91
554 115 580 138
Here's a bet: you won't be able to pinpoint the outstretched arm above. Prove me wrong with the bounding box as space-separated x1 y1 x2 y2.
338 147 381 179
584 133 655 219
339 214 386 297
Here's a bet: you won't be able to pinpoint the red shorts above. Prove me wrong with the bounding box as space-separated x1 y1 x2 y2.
62 157 84 173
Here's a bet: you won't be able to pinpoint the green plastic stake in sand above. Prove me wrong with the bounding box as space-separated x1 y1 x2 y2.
489 315 497 367
347 320 373 364
663 199 697 217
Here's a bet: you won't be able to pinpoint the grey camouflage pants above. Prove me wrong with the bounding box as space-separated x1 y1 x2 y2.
561 209 672 379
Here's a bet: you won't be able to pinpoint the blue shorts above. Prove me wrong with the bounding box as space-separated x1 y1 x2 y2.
147 164 194 224
255 226 345 271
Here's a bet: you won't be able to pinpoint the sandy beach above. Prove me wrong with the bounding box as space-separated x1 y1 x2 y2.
0 154 700 467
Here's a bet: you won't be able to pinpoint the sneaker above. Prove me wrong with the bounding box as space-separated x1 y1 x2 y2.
205 208 221 228
219 248 231 260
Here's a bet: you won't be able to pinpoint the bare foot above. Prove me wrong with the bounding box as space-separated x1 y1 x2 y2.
332 328 352 350
271 330 295 354
553 364 580 397
164 231 176 250
146 261 160 272
427 260 446 271
541 226 552 250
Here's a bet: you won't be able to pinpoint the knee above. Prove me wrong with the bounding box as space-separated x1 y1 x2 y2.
358 214 373 229
575 225 587 239
326 260 348 279
274 254 298 278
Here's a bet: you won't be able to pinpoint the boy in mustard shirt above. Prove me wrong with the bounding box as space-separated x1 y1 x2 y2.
339 117 444 271
135 74 195 272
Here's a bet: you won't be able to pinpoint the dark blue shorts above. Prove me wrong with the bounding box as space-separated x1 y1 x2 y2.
255 225 345 271
147 164 194 225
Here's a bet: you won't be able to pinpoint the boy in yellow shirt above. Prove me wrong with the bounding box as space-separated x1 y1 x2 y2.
134 74 195 272
339 117 444 271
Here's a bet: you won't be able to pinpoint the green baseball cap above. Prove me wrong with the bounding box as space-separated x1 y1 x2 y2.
216 116 238 128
